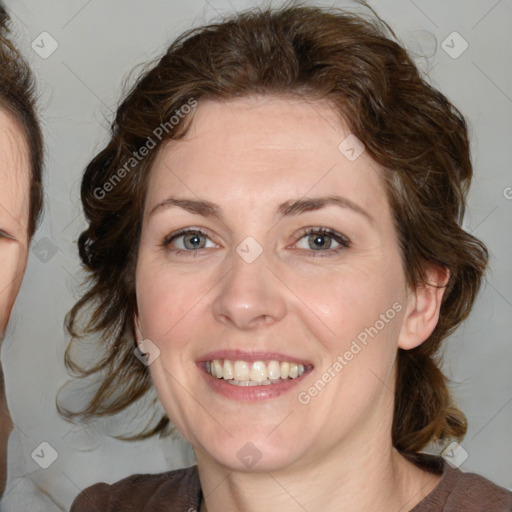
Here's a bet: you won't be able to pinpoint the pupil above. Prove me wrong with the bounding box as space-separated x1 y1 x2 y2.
186 234 202 249
310 234 329 250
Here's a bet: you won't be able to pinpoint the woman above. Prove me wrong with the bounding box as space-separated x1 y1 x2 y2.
0 3 43 499
65 4 511 511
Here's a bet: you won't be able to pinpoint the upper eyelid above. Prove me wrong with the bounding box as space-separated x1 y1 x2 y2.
164 227 216 244
292 228 350 249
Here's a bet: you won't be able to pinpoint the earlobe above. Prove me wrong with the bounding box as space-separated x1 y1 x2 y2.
398 266 450 350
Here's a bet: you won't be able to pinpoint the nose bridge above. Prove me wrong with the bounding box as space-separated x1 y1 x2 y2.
211 237 287 330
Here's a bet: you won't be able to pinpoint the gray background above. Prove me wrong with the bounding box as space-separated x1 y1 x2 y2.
1 0 511 510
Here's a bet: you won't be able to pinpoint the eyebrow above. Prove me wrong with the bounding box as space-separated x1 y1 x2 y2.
149 194 374 224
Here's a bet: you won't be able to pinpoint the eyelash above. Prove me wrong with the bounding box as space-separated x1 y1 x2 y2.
161 227 351 258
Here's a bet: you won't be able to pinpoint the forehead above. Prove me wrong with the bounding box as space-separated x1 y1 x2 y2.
0 108 31 231
146 96 388 218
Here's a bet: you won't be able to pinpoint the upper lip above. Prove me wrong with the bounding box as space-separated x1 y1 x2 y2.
197 350 313 366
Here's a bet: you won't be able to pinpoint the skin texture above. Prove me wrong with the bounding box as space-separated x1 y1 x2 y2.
0 108 30 496
134 96 449 512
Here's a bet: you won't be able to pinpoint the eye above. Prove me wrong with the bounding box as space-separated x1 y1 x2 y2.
162 228 217 255
0 229 16 240
161 226 351 258
293 228 350 256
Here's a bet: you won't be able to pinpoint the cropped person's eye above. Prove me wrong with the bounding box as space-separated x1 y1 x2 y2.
0 228 15 240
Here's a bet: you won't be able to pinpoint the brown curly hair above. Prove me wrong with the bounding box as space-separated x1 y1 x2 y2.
59 2 488 455
0 4 43 237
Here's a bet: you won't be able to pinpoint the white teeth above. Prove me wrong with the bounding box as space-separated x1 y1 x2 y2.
227 379 272 387
250 361 267 381
207 359 307 383
268 360 281 380
233 360 250 381
213 359 223 379
222 360 234 380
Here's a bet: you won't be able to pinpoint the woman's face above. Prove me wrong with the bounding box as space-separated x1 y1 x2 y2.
135 96 435 472
0 109 30 339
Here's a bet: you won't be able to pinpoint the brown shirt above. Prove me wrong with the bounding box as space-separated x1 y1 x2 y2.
70 455 512 511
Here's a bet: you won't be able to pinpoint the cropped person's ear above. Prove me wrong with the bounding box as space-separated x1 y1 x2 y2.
397 264 450 350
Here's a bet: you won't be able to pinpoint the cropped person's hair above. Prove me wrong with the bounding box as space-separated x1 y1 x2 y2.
0 4 43 237
60 2 488 456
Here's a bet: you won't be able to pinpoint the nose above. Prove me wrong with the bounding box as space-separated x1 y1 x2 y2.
211 247 287 330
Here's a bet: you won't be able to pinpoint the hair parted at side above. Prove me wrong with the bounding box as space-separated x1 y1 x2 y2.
59 2 488 455
0 3 43 237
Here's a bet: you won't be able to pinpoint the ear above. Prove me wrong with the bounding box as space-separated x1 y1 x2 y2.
398 265 450 350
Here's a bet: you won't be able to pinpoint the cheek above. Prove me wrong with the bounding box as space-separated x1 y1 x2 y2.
285 259 406 353
0 245 27 332
296 269 404 423
135 255 210 343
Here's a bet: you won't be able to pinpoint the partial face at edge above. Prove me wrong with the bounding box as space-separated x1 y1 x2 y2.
134 96 443 472
0 108 30 339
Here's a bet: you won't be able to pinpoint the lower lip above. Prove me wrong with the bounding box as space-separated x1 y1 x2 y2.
199 364 312 401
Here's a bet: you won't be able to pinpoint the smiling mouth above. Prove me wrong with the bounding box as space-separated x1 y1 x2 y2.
204 359 313 386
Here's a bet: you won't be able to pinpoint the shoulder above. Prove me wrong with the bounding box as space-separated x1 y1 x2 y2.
444 468 512 509
70 465 201 512
412 455 512 512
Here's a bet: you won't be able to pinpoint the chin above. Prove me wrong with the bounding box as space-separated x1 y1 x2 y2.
213 448 301 473
194 427 308 473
